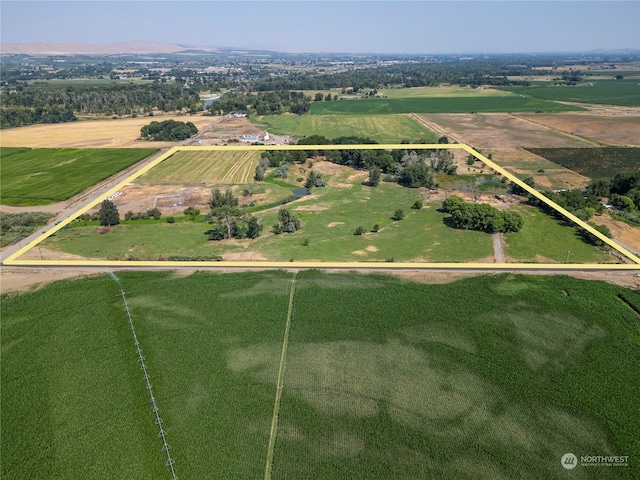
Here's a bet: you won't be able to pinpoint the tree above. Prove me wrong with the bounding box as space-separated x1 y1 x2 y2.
98 199 119 226
273 208 301 234
246 215 263 239
368 165 381 187
438 136 449 144
611 194 635 212
587 178 611 196
314 92 324 102
354 226 366 235
255 164 266 181
412 199 423 210
392 209 405 221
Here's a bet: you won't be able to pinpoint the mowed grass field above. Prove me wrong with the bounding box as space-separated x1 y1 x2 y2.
40 166 615 265
2 271 639 479
503 207 611 263
136 150 261 185
253 114 439 143
309 96 585 115
0 147 158 206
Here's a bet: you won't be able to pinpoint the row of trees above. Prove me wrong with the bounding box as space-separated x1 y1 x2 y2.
1 82 201 128
442 196 524 233
588 170 640 211
208 90 311 116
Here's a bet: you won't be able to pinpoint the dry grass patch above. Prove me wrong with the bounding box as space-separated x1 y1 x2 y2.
0 115 214 148
517 113 640 146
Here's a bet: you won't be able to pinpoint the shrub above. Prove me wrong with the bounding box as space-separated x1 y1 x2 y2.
372 224 380 233
354 226 366 235
412 199 423 210
392 209 405 221
166 216 175 224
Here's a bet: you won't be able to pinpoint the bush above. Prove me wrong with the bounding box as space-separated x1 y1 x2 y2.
412 199 423 210
166 216 175 224
372 224 380 233
392 209 405 221
184 206 200 219
354 226 366 235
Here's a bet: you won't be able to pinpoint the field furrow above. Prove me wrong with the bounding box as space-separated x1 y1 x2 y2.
137 150 260 185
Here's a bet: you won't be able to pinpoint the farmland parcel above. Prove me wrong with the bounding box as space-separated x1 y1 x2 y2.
2 271 639 479
0 147 158 206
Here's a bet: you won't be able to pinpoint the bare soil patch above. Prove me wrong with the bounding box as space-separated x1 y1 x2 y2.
516 113 640 146
327 222 344 227
590 214 640 252
222 251 268 261
95 184 212 216
0 114 215 148
418 113 592 149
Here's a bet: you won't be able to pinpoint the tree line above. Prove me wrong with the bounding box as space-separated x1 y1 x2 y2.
1 82 201 128
208 90 311 116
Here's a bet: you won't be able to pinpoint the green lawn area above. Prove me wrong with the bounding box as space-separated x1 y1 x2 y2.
41 175 494 263
309 96 584 115
3 271 639 478
252 114 439 143
497 80 640 107
0 147 159 206
503 206 612 263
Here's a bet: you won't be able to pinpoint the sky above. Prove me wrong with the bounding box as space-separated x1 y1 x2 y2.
1 1 639 54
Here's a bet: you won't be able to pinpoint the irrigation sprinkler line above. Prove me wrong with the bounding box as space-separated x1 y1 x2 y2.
107 272 178 480
264 271 297 480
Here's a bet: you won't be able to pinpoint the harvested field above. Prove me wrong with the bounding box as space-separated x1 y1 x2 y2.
516 113 640 146
0 115 214 149
590 214 640 252
417 113 592 149
136 150 260 185
488 148 590 190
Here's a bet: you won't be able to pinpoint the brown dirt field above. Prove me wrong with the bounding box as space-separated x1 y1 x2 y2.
590 214 640 252
16 246 93 261
90 184 213 216
419 113 592 149
2 265 638 296
516 113 640 146
0 115 215 148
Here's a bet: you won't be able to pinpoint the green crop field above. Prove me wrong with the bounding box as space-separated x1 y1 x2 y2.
136 150 261 185
3 271 639 479
253 114 439 143
498 80 640 107
0 147 159 206
523 147 640 179
309 96 584 115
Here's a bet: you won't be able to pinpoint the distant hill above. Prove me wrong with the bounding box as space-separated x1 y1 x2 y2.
0 41 223 55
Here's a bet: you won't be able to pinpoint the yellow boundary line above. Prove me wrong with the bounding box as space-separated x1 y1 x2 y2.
4 144 639 269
